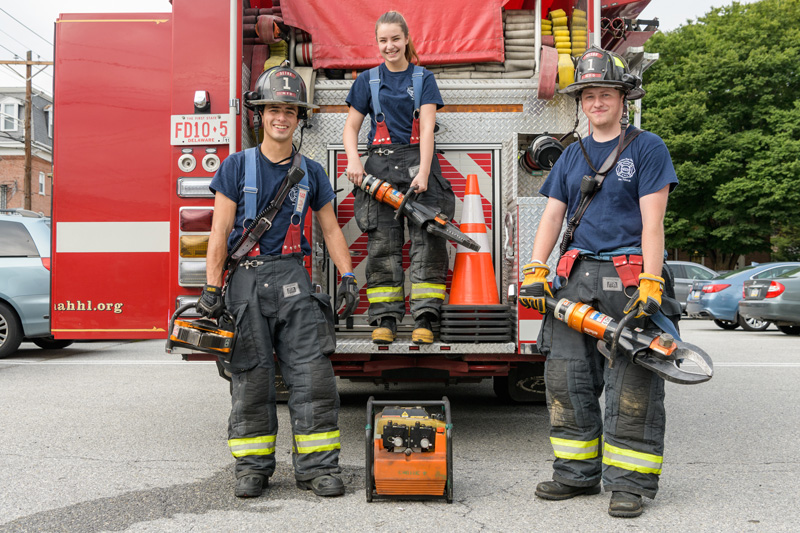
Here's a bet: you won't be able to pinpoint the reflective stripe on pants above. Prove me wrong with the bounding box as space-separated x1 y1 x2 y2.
229 435 277 458
367 286 404 304
411 282 446 301
603 442 663 475
550 436 600 461
294 430 342 454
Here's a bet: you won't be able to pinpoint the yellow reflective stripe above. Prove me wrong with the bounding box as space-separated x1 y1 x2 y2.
367 286 404 303
411 283 446 300
602 442 663 475
228 435 276 458
294 430 341 454
550 436 600 460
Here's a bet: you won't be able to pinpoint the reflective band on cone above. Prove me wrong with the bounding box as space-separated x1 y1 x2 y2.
449 174 499 305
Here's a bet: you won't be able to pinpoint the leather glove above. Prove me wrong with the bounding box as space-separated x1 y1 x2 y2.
623 273 664 318
518 261 553 314
196 284 225 319
336 273 359 320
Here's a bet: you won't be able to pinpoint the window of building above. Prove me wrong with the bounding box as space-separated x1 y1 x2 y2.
1 101 19 131
45 105 53 138
39 172 46 195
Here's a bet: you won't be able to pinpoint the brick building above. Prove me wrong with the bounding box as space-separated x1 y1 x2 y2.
0 87 53 216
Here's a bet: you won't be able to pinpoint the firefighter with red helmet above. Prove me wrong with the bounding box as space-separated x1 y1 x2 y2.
520 46 682 518
343 11 456 345
199 66 358 499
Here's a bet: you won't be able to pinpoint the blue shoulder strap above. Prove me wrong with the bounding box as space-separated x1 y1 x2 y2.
245 148 310 224
243 147 259 225
412 65 423 111
368 66 382 118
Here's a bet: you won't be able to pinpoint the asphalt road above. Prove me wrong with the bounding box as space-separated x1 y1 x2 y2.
1 320 799 532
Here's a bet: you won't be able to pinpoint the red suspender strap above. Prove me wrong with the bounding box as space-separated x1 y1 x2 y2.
556 249 581 280
612 255 643 288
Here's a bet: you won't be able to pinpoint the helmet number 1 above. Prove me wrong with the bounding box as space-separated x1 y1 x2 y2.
282 76 292 90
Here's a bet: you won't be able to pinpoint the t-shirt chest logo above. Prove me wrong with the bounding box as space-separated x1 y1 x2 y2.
615 158 636 182
407 86 414 99
289 185 299 203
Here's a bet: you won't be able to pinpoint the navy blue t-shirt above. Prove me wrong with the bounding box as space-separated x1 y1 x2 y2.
209 149 335 256
345 62 443 145
539 129 678 254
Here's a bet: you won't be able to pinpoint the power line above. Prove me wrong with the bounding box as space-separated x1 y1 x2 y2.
0 42 21 58
0 8 53 47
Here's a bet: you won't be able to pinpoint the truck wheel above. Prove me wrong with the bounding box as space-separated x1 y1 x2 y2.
32 337 74 350
493 362 546 404
713 319 739 330
777 325 800 335
0 302 23 358
737 314 770 332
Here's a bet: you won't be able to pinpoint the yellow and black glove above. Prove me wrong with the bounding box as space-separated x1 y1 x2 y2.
519 261 553 314
623 273 664 318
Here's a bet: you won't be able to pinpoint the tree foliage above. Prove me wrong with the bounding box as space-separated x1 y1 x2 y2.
642 0 800 269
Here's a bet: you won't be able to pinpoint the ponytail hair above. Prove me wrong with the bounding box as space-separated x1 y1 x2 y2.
375 11 420 65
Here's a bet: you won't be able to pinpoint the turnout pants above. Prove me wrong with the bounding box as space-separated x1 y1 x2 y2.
353 143 456 323
538 258 675 499
222 254 341 481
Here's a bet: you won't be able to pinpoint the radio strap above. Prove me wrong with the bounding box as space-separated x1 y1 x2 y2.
558 127 642 256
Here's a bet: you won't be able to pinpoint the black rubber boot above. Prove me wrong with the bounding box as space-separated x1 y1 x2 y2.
372 316 397 344
535 480 601 501
609 491 643 518
412 313 434 344
296 474 345 497
234 474 267 498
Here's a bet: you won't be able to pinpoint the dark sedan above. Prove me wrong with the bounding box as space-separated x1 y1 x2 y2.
739 267 800 335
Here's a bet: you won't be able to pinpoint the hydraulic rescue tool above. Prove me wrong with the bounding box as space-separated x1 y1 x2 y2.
366 397 453 503
166 304 236 362
358 174 481 251
544 296 713 385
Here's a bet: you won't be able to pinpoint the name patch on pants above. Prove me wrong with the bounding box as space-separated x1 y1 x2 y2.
283 282 301 298
603 277 623 292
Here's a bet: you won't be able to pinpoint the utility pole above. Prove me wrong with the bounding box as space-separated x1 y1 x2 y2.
0 54 54 210
24 51 32 210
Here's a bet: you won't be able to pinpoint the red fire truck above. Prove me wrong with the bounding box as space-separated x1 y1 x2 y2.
51 0 657 401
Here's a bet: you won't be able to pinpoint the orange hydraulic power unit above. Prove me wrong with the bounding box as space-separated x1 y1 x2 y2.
365 397 453 503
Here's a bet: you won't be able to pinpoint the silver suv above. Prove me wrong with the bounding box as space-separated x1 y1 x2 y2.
0 210 73 357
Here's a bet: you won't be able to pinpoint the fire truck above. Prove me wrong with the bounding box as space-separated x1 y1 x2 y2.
50 0 658 401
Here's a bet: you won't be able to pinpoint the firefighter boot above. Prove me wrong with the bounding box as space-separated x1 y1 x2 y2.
372 316 397 344
296 474 345 497
412 313 434 344
535 480 601 501
235 474 268 498
609 491 644 518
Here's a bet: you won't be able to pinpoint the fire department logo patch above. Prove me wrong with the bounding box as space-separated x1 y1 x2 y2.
615 158 636 182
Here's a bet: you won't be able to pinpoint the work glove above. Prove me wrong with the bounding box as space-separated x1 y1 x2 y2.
196 284 225 319
518 261 553 314
623 273 664 319
336 273 359 320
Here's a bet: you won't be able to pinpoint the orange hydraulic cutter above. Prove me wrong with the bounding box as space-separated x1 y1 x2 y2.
365 397 453 503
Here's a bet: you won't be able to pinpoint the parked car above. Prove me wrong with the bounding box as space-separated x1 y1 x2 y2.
685 262 800 331
0 210 73 357
739 266 800 336
666 260 718 313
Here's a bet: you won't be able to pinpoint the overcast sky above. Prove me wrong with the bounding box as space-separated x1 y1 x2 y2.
0 0 762 94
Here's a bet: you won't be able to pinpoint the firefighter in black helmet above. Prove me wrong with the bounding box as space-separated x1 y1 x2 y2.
199 65 358 499
520 46 682 518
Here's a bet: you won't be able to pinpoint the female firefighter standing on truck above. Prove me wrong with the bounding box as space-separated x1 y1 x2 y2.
343 10 455 345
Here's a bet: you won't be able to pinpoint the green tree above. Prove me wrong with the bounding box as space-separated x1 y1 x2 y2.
643 0 800 270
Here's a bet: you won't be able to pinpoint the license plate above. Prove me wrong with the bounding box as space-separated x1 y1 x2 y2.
690 290 701 299
749 288 759 298
170 114 233 145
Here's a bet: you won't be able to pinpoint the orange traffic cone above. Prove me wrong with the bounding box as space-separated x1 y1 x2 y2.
449 174 499 305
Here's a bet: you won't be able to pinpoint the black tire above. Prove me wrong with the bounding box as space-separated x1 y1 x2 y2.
493 362 546 404
713 319 739 330
777 325 800 336
31 337 74 350
0 302 23 358
737 314 770 332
